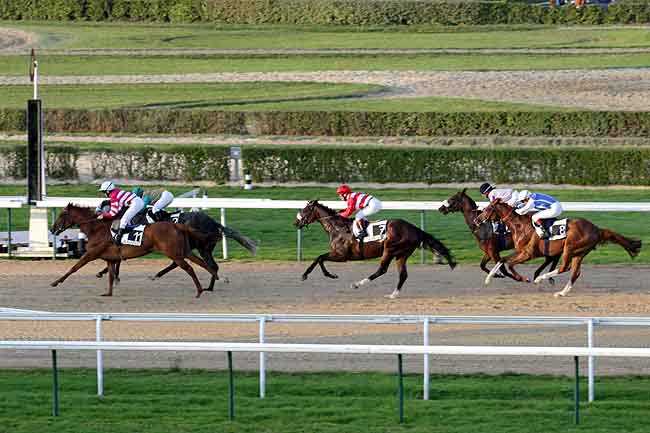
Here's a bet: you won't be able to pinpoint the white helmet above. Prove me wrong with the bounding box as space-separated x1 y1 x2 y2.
99 181 116 193
518 190 530 201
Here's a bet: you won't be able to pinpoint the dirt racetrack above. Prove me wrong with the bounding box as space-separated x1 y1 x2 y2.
1 259 650 376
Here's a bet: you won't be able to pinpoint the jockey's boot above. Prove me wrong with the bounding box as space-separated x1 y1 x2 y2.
537 221 551 239
154 210 166 222
113 228 124 246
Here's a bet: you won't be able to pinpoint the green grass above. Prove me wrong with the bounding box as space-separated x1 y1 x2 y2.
2 52 650 76
0 83 568 111
0 184 647 264
7 21 650 50
0 82 385 110
2 369 650 433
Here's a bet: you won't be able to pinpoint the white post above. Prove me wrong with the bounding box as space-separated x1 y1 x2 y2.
588 319 595 402
259 317 266 399
423 317 430 400
220 208 228 260
96 316 104 396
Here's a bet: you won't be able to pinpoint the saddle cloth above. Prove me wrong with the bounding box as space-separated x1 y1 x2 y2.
361 220 388 243
534 218 568 241
111 225 146 246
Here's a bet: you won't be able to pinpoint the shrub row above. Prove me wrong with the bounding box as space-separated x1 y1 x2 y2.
0 145 230 182
244 146 650 185
1 143 646 185
2 0 650 24
3 109 650 137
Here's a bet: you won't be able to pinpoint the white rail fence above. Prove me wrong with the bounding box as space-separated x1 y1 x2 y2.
2 196 648 261
4 311 650 403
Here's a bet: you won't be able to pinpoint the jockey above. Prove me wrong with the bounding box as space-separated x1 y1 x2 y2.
514 190 563 239
479 182 519 206
337 185 383 240
132 187 174 221
96 181 145 245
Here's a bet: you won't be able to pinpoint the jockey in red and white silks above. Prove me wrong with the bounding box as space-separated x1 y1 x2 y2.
337 185 383 239
97 181 145 245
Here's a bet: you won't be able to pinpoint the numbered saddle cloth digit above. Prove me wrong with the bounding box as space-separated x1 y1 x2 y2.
112 225 147 246
361 220 388 243
534 219 569 240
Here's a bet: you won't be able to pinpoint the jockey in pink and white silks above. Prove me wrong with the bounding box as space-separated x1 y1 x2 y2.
97 181 145 245
513 190 563 239
337 185 383 240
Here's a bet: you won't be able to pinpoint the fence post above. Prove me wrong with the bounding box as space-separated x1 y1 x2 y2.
423 317 429 400
296 228 303 262
574 356 580 425
397 354 404 424
51 208 56 259
52 349 59 417
96 316 104 396
420 210 425 264
587 319 595 402
259 317 266 399
228 351 235 421
220 208 228 260
7 208 11 258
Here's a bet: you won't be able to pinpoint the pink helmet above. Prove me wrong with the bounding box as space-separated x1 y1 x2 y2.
336 185 351 195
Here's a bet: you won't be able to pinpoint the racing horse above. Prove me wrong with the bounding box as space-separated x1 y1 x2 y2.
476 199 641 297
95 209 258 290
438 189 560 283
50 204 221 297
295 200 456 299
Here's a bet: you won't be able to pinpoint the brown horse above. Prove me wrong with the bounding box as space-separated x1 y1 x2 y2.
50 204 221 297
476 200 641 297
295 200 456 299
438 189 560 283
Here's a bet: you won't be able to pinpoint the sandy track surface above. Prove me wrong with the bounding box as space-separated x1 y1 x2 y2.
2 69 650 110
2 260 650 375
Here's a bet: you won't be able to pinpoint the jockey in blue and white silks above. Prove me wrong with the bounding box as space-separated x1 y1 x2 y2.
514 190 563 239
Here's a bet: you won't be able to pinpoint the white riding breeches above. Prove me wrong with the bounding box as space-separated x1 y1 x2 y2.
152 190 174 213
355 198 383 220
120 196 145 229
532 202 562 224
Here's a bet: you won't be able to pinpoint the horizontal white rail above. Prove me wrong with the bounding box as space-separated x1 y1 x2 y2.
1 312 650 327
27 196 650 212
2 340 650 358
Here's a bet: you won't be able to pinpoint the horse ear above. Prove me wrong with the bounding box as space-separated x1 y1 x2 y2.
462 188 467 194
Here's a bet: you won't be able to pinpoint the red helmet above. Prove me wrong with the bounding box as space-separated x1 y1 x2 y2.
336 185 352 195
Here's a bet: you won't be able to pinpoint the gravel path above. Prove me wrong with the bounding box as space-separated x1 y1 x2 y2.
3 69 650 110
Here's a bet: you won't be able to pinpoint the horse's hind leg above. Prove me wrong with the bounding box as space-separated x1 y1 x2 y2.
96 266 109 279
174 258 203 298
352 254 393 289
186 254 223 292
302 252 342 281
103 261 118 297
386 256 409 300
554 255 585 298
533 256 560 286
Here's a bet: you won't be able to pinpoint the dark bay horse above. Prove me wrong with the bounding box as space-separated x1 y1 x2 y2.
476 200 641 297
96 210 258 290
51 204 221 297
439 189 560 283
295 200 456 299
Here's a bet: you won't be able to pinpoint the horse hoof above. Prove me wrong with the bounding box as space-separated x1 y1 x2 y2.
196 292 202 298
533 277 543 285
384 292 399 299
101 293 112 297
96 272 103 278
553 291 565 298
549 278 555 285
223 277 230 284
351 283 359 289
301 275 308 281
328 274 339 279
149 275 158 281
525 277 532 283
50 282 58 287
484 277 492 285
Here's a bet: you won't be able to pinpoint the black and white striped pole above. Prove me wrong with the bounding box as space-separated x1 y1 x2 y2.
244 173 253 190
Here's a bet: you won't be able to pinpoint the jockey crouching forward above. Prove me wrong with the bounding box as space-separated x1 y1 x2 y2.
96 181 145 246
337 185 383 241
132 187 174 222
514 190 563 239
479 182 520 206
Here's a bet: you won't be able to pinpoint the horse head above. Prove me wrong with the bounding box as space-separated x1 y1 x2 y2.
50 203 95 235
475 199 512 225
295 200 320 229
439 188 474 215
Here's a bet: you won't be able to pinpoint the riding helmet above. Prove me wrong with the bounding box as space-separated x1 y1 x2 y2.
479 182 493 195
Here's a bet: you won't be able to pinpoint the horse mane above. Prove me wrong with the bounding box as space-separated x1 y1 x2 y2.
312 200 338 217
461 191 478 209
67 203 96 218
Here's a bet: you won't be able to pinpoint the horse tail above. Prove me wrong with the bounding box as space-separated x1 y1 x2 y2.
222 226 258 256
599 229 642 258
418 229 456 270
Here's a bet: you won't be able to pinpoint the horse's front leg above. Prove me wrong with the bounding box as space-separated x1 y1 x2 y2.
352 254 393 289
302 252 342 281
51 250 100 287
533 256 560 286
103 261 118 297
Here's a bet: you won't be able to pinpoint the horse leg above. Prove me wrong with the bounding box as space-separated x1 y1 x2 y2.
199 250 225 291
114 261 120 284
386 256 408 300
554 255 585 298
486 250 531 285
302 253 342 281
533 256 560 286
103 261 118 297
479 254 491 275
352 254 393 289
186 253 224 291
535 250 573 284
174 258 203 298
485 242 513 280
50 250 100 287
96 266 109 279
151 262 178 281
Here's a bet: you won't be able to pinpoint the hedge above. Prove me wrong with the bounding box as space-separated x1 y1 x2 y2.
0 145 231 182
244 146 650 185
2 109 650 137
2 0 650 25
